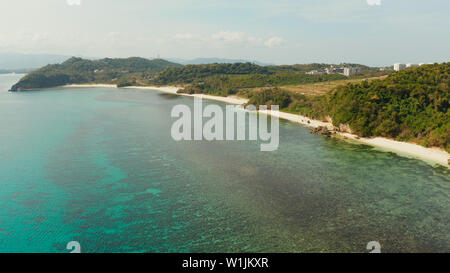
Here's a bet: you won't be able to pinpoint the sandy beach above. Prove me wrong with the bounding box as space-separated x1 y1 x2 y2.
124 85 250 104
62 84 118 88
152 86 449 167
62 84 449 167
123 85 181 93
62 84 249 104
259 109 449 167
340 133 450 166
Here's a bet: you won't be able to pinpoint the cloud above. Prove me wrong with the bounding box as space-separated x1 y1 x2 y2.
264 37 284 47
67 0 82 6
107 32 120 43
172 31 285 48
174 33 197 40
367 0 381 6
211 31 246 42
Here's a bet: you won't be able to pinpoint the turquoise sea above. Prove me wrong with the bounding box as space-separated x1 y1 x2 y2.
0 74 448 253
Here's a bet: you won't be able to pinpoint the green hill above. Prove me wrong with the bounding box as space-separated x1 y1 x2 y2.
151 62 271 85
10 57 181 91
11 59 383 91
246 63 449 151
179 73 347 96
325 63 449 150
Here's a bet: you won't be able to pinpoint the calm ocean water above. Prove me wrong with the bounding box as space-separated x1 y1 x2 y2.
0 74 448 253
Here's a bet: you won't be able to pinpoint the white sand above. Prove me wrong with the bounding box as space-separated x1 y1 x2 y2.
190 94 249 105
61 84 181 93
259 109 449 167
62 84 449 167
62 84 117 88
124 86 250 105
123 85 181 93
339 133 449 166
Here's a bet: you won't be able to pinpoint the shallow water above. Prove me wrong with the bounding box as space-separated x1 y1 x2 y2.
0 74 448 253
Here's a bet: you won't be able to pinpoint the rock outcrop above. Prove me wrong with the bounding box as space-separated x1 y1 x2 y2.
310 126 332 137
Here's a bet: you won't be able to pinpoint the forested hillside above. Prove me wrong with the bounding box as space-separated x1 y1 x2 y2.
325 63 449 149
152 62 270 85
179 73 347 96
242 63 449 151
10 57 181 91
10 59 379 91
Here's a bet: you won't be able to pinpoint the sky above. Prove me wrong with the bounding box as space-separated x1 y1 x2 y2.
0 0 449 66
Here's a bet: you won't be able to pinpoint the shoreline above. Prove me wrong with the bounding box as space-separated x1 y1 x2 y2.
61 83 249 104
61 84 449 167
62 84 118 88
261 110 449 167
123 85 249 104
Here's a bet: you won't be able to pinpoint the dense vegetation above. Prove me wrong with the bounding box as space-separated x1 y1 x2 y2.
179 73 347 96
170 63 386 96
240 63 449 150
268 63 365 73
326 63 449 150
153 62 364 84
11 59 378 92
152 62 270 85
10 57 181 91
247 88 293 109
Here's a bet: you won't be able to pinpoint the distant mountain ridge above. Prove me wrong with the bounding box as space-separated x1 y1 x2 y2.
0 53 71 70
0 68 36 74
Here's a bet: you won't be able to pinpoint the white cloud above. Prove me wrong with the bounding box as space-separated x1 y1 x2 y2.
174 33 199 40
264 37 284 48
67 0 82 6
172 31 285 48
107 32 120 43
211 31 246 42
367 0 381 6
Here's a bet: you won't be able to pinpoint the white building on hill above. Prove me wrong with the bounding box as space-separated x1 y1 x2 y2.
394 63 406 71
343 67 361 76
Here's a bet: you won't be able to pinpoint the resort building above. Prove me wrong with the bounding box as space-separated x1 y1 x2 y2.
394 63 406 71
306 70 324 75
306 66 361 76
343 67 361 76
